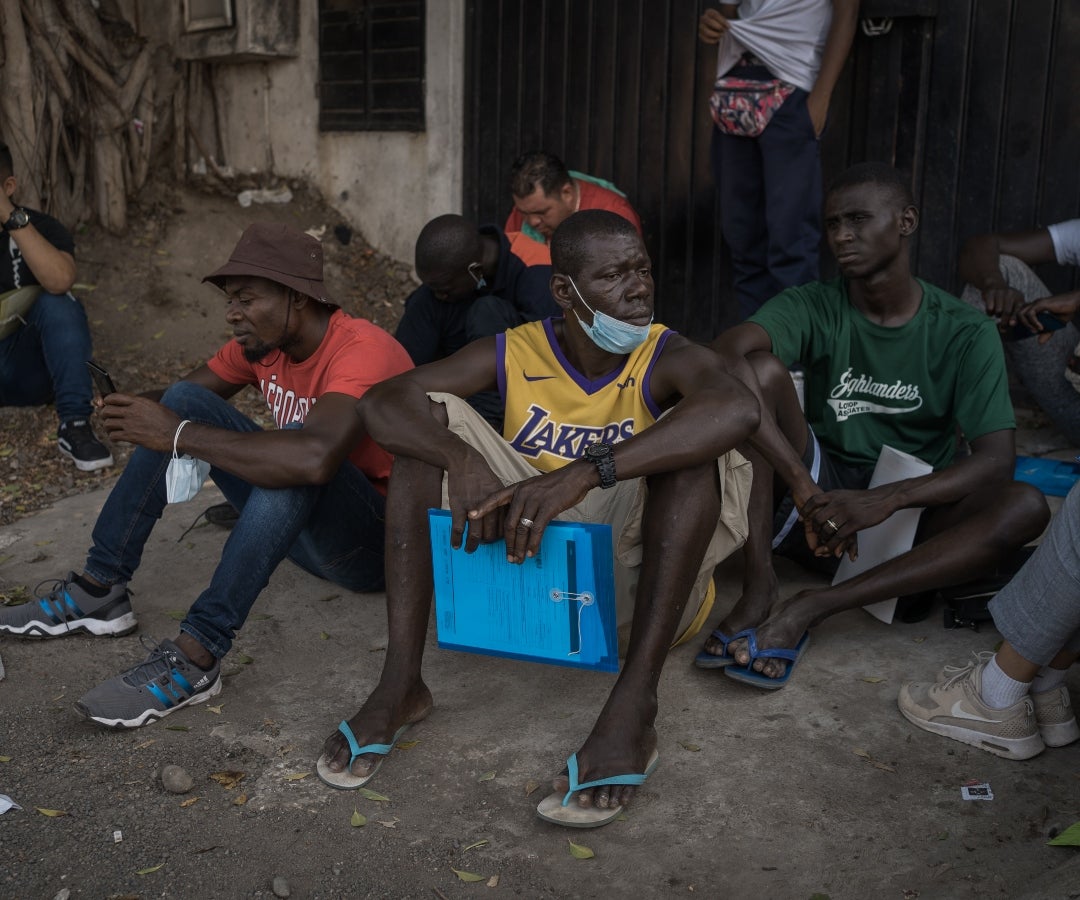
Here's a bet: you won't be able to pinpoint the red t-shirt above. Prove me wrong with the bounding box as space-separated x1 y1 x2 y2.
505 178 643 241
507 230 552 266
207 309 413 494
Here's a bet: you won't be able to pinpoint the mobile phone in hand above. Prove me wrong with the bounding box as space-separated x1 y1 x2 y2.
86 359 117 397
1005 311 1068 341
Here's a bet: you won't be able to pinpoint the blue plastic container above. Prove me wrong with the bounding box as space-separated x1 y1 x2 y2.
1014 455 1080 497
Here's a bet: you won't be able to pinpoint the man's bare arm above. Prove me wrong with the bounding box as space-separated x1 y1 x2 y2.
470 336 761 563
607 335 760 479
958 230 1058 322
712 323 820 504
100 359 367 488
699 7 734 43
359 338 499 468
801 429 1016 554
360 338 509 550
959 230 1057 288
0 193 76 294
806 0 859 136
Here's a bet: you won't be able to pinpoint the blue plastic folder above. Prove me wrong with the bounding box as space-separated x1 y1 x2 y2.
1014 455 1080 498
428 510 618 673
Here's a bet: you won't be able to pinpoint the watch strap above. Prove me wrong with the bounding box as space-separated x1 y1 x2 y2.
586 442 617 489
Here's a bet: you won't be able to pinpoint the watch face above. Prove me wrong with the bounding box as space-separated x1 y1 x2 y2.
585 442 610 459
6 208 29 229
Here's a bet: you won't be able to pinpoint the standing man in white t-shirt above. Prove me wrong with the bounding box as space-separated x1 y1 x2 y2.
959 219 1080 445
699 0 858 318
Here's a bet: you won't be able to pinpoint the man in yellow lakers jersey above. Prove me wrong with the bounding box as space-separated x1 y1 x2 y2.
317 210 759 827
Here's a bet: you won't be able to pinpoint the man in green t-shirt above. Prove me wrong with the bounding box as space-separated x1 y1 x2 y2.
703 162 1051 685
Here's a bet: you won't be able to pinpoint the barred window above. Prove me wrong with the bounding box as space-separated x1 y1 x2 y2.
318 0 426 132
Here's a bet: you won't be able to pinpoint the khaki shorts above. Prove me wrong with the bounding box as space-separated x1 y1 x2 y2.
431 392 752 651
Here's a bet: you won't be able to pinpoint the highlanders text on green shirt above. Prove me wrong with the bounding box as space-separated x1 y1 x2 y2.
748 278 1014 470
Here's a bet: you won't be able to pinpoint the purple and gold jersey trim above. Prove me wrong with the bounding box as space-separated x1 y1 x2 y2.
498 317 674 473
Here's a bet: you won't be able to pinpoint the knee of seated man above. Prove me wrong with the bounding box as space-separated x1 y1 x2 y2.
1006 480 1051 532
28 290 84 322
160 379 230 416
747 349 794 393
976 479 1051 540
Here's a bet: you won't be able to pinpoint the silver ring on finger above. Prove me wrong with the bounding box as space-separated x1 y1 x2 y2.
825 518 840 534
519 517 535 528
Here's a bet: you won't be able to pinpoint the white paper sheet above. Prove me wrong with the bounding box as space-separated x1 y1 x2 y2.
831 445 934 624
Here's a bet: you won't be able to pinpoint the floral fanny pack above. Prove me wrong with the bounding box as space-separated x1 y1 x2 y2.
709 76 795 138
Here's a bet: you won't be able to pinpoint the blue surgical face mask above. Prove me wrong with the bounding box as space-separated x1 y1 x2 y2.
566 275 653 354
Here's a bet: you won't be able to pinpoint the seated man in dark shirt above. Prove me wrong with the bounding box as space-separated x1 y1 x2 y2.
0 140 112 470
395 214 557 427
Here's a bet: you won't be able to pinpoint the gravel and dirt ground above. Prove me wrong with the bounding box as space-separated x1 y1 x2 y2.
1 182 1079 898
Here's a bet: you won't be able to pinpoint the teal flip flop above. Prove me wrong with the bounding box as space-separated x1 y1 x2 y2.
535 748 660 828
316 719 411 790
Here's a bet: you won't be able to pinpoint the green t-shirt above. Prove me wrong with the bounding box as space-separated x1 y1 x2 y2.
748 278 1015 470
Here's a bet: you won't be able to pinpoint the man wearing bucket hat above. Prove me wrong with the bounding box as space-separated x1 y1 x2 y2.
0 222 413 729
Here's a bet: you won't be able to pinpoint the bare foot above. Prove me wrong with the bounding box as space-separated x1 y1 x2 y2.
550 686 658 812
730 592 815 679
702 569 779 658
320 680 433 778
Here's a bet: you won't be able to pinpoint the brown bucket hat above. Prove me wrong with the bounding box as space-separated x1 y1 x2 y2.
203 222 334 304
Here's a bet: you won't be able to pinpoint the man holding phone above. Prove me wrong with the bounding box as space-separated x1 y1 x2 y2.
959 219 1080 446
0 140 112 470
0 223 413 730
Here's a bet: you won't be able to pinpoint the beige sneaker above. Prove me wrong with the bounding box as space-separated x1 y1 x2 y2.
899 659 1044 760
1032 684 1080 748
941 652 1079 748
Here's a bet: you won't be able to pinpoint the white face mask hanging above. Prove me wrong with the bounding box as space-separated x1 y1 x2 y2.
165 419 211 504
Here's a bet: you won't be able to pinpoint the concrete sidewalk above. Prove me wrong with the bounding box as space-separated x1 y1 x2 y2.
1 479 1079 899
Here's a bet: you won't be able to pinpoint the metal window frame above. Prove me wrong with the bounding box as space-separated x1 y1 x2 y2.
318 0 426 133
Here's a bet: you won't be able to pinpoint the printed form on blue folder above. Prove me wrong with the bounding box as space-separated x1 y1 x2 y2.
428 510 618 673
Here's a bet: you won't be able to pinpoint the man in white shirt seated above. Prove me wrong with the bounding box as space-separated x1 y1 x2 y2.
959 218 1080 444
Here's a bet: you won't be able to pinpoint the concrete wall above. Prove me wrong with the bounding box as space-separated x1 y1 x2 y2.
209 0 465 264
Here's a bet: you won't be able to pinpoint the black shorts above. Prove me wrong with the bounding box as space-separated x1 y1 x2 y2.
771 427 874 575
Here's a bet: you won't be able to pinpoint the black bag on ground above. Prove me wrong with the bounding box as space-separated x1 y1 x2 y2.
894 547 1035 629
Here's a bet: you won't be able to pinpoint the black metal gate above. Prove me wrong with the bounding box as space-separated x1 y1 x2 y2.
463 0 1080 340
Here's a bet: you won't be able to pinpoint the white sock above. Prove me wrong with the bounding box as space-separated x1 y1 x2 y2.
980 655 1031 709
1031 666 1068 694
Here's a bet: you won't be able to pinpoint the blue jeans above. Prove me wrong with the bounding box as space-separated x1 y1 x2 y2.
0 291 95 422
83 381 387 658
712 72 823 319
989 479 1080 664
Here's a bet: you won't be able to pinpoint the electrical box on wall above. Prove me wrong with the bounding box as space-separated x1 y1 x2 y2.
177 0 298 60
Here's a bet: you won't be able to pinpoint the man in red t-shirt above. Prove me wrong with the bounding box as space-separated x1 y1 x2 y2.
505 151 642 247
0 223 413 730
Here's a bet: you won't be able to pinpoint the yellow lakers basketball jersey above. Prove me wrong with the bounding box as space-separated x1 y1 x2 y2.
498 319 673 472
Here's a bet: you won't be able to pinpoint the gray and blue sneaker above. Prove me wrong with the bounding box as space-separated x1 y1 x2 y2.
75 637 222 729
0 573 135 638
